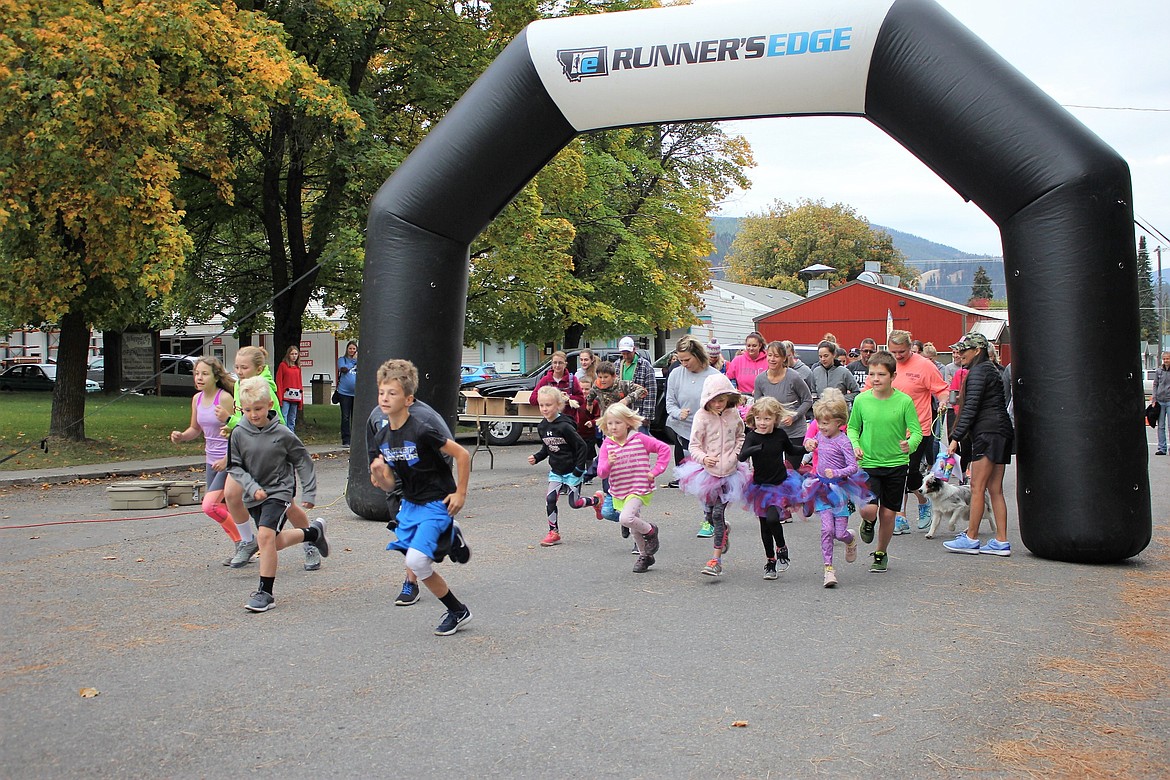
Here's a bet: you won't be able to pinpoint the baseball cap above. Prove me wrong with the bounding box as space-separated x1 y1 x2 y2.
848 348 860 358
618 336 636 352
949 332 989 352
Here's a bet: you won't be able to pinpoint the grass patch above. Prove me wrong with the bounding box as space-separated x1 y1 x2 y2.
0 392 342 470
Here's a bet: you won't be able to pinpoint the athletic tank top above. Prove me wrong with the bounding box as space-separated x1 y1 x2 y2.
197 389 228 462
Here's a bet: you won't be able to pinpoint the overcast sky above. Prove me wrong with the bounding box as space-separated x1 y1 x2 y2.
691 0 1170 257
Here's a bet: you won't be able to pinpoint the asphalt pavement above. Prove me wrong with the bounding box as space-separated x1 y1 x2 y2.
0 431 1167 778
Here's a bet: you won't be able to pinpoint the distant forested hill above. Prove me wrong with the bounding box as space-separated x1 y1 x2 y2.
706 216 1005 304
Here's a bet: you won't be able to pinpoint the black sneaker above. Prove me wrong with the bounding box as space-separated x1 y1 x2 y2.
776 546 791 573
310 518 329 557
448 521 471 564
621 525 631 539
633 554 653 573
763 559 778 580
665 480 679 489
394 580 420 606
644 524 661 557
434 606 472 636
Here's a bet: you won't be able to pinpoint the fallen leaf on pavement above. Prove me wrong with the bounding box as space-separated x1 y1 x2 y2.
79 688 100 698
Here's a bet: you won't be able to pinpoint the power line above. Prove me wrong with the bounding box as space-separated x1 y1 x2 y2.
1062 104 1170 113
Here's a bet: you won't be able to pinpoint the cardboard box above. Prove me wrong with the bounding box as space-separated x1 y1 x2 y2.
511 391 541 417
461 389 487 416
107 483 168 511
483 396 508 416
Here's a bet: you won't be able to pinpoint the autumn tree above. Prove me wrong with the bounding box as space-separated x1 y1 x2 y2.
467 122 754 347
0 0 357 440
970 265 994 304
726 198 917 294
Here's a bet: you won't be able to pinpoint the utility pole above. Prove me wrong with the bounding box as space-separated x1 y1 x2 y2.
1158 246 1165 355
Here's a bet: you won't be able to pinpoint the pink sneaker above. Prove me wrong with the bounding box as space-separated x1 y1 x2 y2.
845 530 858 563
540 530 561 547
592 491 604 520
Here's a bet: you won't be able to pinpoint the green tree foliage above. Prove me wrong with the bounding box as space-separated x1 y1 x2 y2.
970 265 994 303
0 0 356 439
725 199 917 294
467 122 754 346
1137 236 1158 341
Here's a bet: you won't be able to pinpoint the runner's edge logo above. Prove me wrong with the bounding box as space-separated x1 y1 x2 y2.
557 27 852 83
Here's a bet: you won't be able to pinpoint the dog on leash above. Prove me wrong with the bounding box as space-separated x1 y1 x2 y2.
922 472 996 539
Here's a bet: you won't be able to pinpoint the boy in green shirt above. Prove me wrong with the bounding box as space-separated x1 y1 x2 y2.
846 351 922 572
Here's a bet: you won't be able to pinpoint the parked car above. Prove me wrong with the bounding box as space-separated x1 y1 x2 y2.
1144 369 1156 400
460 363 499 386
463 348 666 445
0 363 101 393
124 354 200 396
87 356 105 388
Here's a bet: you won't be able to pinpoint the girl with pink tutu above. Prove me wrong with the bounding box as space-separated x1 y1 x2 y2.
738 396 806 580
802 390 872 588
676 373 749 577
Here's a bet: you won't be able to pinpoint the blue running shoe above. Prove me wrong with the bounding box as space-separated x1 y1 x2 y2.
893 515 910 535
979 538 1012 557
917 501 932 530
943 533 981 554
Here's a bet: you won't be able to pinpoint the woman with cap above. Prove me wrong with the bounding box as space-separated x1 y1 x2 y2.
707 340 727 374
942 332 1014 557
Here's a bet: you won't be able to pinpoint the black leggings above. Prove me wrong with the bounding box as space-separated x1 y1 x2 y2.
758 506 787 558
545 481 597 529
704 501 727 552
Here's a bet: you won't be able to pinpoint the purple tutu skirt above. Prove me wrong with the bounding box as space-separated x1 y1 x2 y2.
743 472 805 517
675 459 750 506
798 471 874 515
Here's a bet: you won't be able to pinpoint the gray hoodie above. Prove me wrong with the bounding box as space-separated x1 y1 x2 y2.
228 416 317 508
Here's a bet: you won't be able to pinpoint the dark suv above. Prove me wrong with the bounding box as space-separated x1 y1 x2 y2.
463 348 665 445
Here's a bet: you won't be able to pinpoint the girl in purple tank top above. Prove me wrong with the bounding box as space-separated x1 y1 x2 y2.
170 357 241 564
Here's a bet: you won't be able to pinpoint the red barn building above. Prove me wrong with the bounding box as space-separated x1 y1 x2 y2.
754 279 1010 363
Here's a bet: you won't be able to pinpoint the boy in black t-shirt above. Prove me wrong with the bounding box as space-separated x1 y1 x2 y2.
370 360 473 636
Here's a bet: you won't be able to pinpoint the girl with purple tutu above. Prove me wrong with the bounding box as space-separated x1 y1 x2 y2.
676 373 749 577
802 389 871 588
738 396 806 580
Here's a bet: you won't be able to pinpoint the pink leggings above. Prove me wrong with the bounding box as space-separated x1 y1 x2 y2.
618 497 654 553
820 509 854 566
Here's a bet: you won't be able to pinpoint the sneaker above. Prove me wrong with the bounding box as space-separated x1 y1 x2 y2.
434 606 472 636
763 559 778 580
633 554 654 573
592 491 605 520
540 529 561 547
845 530 858 563
779 507 793 524
223 540 243 567
823 566 838 588
701 558 723 576
644 524 661 557
631 542 639 554
869 550 888 573
229 538 259 568
620 524 630 538
893 514 910 535
665 480 680 489
309 518 329 557
1156 450 1166 456
943 533 982 554
776 546 790 572
980 538 1012 557
395 580 421 606
447 521 471 564
720 522 731 554
917 501 932 530
303 543 322 571
697 521 714 538
244 590 274 612
859 518 875 545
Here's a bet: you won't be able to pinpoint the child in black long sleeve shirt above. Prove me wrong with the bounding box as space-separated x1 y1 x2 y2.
527 386 603 547
739 396 806 578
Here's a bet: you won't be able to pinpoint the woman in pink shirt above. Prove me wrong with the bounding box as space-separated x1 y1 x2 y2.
724 331 768 396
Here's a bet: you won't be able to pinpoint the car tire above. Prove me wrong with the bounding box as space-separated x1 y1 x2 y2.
481 419 524 446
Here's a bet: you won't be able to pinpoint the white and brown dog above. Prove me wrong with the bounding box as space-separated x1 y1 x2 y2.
922 472 996 539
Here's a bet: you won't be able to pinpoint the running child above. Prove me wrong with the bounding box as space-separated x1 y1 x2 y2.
595 404 672 573
676 373 749 576
738 396 805 580
370 359 474 636
169 356 239 565
802 389 871 587
846 351 922 573
586 360 649 527
228 377 327 613
528 386 603 547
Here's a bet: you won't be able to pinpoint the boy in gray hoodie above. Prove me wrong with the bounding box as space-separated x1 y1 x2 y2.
229 376 326 613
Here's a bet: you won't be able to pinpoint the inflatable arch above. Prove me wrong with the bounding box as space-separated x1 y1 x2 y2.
349 0 1150 564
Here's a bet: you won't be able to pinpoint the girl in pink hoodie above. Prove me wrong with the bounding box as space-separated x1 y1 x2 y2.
676 373 749 576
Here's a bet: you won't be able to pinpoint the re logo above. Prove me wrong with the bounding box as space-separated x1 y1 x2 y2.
557 47 608 82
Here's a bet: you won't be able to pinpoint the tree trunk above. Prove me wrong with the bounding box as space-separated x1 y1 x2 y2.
101 330 122 394
50 311 90 442
562 323 585 350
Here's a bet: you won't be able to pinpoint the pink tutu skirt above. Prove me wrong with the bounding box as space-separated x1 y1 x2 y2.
798 471 874 515
743 472 805 517
675 459 750 506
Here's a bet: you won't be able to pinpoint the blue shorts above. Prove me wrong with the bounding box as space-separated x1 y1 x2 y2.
548 471 583 488
386 499 452 560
